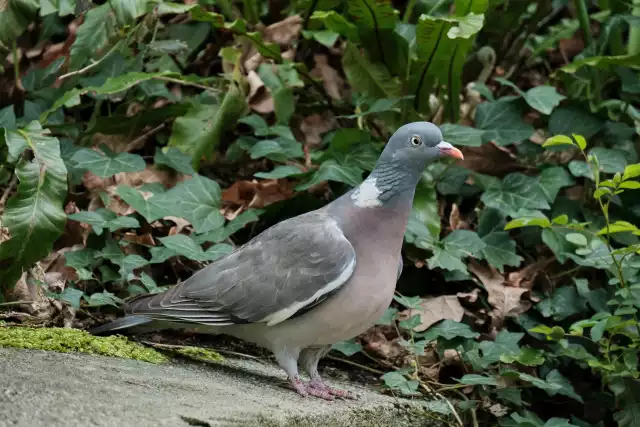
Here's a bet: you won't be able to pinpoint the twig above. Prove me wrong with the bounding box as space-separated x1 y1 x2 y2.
58 40 124 81
0 300 34 307
325 355 386 375
421 383 464 427
452 390 479 427
153 76 220 92
0 175 18 208
127 124 166 150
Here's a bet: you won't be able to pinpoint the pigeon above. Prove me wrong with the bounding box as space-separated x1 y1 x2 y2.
90 122 463 400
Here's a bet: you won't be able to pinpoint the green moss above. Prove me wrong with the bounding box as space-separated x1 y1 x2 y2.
174 346 223 363
0 326 168 364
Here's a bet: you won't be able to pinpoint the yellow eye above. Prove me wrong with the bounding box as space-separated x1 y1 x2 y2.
410 135 422 146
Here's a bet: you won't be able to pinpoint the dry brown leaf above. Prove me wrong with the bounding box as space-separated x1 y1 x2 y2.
460 142 520 176
222 179 294 209
360 325 404 360
300 113 336 147
164 216 192 234
449 203 461 230
246 70 275 114
457 288 480 303
264 15 303 46
506 258 553 290
310 54 346 101
398 295 465 332
468 261 531 327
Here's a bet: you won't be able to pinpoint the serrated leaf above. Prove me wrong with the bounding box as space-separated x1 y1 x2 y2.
0 122 68 288
71 146 146 178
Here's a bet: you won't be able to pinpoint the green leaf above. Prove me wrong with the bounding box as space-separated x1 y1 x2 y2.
458 374 499 385
71 146 146 178
0 0 39 46
249 138 304 161
523 86 566 115
480 231 523 272
537 287 586 321
68 209 140 234
296 160 363 190
157 234 228 262
478 330 523 365
114 186 169 224
542 135 576 148
559 52 640 74
441 124 484 147
481 173 550 217
428 230 486 273
381 371 420 395
0 122 68 288
504 216 551 230
111 0 150 27
590 147 628 174
412 175 441 242
68 3 116 70
421 319 480 341
85 291 124 308
254 165 305 179
475 99 534 146
0 105 16 130
58 287 84 309
565 233 588 246
500 347 545 366
612 378 640 427
538 167 574 202
342 42 401 99
549 106 604 139
152 175 224 234
310 10 359 41
332 339 363 356
154 147 195 175
623 164 640 180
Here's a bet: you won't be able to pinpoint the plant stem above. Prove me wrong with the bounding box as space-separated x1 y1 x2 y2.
629 0 640 54
58 40 124 81
427 0 449 15
574 0 594 48
11 39 20 91
403 0 417 22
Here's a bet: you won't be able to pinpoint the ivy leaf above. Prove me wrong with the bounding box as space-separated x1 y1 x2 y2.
458 374 499 385
421 320 480 341
475 98 535 146
500 347 545 366
68 3 116 70
612 378 640 427
158 235 205 260
441 124 485 147
249 138 304 161
549 106 604 139
545 370 584 403
154 147 195 175
478 330 523 365
0 0 39 46
0 122 68 288
481 173 550 217
480 231 523 272
590 147 628 174
296 160 363 190
332 339 362 356
428 230 486 273
495 78 565 115
71 145 146 178
254 165 305 179
537 287 587 321
115 186 169 223
381 371 420 395
85 291 125 308
152 175 225 234
538 166 574 202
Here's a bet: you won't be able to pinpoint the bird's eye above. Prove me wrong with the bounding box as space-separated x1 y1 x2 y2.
410 135 422 146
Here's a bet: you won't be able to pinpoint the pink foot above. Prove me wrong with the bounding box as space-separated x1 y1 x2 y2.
309 376 358 400
289 375 335 400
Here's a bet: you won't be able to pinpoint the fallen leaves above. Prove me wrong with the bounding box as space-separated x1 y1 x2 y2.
310 54 347 101
398 295 465 332
222 179 294 209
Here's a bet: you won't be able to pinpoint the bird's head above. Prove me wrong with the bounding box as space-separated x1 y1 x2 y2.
379 122 464 173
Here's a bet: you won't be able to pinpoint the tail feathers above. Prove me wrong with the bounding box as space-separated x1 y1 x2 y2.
88 315 152 335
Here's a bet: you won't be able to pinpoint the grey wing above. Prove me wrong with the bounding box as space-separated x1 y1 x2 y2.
126 212 356 326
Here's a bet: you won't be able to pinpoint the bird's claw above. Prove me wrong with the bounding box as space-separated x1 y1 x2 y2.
308 376 358 400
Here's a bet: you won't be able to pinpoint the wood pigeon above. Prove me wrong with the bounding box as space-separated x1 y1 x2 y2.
89 122 463 400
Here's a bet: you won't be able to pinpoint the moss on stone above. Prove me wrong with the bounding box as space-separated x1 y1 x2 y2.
174 346 224 363
0 326 168 364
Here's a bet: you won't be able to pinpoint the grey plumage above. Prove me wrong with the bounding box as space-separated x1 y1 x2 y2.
90 122 463 400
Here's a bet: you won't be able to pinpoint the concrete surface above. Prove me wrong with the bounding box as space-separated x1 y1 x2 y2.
0 347 443 427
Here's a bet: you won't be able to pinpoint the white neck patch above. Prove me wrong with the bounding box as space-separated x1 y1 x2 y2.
351 176 382 208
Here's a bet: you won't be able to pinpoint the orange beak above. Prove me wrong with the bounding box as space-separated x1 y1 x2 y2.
436 141 464 160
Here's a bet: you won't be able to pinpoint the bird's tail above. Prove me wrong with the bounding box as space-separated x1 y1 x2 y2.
88 315 152 335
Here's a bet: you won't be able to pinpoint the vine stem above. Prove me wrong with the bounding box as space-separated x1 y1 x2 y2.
58 40 124 81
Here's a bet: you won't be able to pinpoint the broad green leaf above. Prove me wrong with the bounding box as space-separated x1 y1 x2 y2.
0 105 16 130
254 165 305 179
0 122 68 288
0 0 39 46
68 209 140 234
478 330 523 365
68 3 116 70
332 339 363 356
543 135 575 148
194 209 262 244
559 52 640 74
623 164 640 180
475 99 534 145
549 106 604 139
110 0 149 27
500 347 545 366
537 287 586 321
428 230 486 273
154 147 195 175
296 160 363 190
441 124 484 147
458 374 498 385
597 220 639 235
565 233 588 246
523 86 566 115
421 319 480 341
157 234 230 262
537 166 574 202
481 173 550 217
115 186 169 223
249 138 304 161
85 290 125 308
381 371 420 395
612 378 640 427
590 147 627 174
447 13 485 38
412 175 441 241
152 175 224 234
480 231 523 272
342 43 401 99
504 216 551 230
567 160 594 180
310 10 359 41
71 146 146 178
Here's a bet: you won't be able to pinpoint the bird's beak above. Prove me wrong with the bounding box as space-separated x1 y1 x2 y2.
436 141 464 160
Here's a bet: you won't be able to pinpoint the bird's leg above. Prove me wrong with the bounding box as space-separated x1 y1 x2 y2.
300 346 358 400
274 347 333 400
